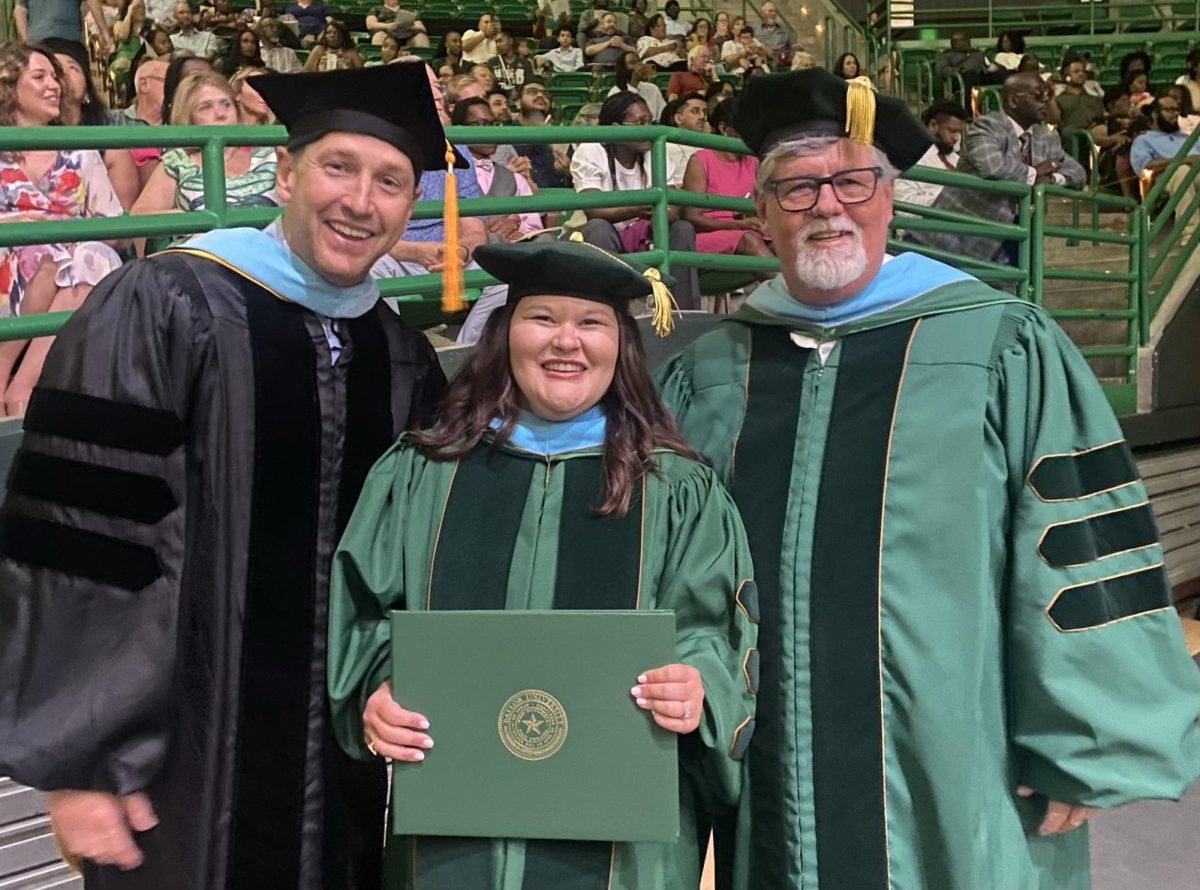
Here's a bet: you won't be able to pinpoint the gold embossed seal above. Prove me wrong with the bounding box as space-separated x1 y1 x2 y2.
498 689 568 761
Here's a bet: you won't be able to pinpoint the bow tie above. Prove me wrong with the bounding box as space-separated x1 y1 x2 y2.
475 158 494 172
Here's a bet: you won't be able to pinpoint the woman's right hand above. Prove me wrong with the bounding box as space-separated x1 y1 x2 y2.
362 680 434 761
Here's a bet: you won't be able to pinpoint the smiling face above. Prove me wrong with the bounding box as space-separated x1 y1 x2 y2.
15 52 62 126
757 139 894 305
508 296 620 422
276 132 417 287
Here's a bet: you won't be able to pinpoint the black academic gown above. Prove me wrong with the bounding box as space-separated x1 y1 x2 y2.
0 251 446 890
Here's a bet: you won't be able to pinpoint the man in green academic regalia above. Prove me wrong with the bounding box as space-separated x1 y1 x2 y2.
656 68 1200 890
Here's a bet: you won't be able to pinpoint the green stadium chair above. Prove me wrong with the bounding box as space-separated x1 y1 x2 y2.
698 269 757 297
1115 4 1163 33
547 71 594 91
551 85 592 107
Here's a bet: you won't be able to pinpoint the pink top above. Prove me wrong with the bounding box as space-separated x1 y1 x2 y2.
695 149 758 220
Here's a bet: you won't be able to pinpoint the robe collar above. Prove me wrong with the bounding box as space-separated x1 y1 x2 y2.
489 405 607 455
181 221 380 319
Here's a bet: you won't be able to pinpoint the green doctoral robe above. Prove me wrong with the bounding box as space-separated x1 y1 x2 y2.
327 433 759 890
655 262 1200 890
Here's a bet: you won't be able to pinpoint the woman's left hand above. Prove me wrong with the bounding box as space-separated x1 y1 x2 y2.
631 663 704 734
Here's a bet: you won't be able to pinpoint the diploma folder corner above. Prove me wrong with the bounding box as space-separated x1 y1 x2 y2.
388 609 679 842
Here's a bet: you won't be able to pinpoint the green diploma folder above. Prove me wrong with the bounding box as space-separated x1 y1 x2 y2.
388 610 679 842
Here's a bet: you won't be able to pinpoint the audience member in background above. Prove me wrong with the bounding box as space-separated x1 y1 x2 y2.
668 44 714 99
133 72 278 254
687 17 712 51
432 31 468 75
42 38 139 210
586 12 637 68
0 43 124 416
143 0 175 28
1017 53 1042 76
576 0 610 48
1057 56 1105 164
454 97 546 244
224 28 266 76
170 1 220 60
230 65 274 123
661 91 707 184
114 55 167 125
203 0 242 43
256 17 302 71
894 99 965 208
1052 52 1103 99
304 20 364 70
663 0 689 37
144 23 173 59
912 73 1085 264
833 52 862 80
627 0 649 39
462 12 500 64
728 26 771 74
681 95 772 272
1098 86 1140 199
536 26 583 72
1125 69 1154 113
513 82 573 188
372 32 404 66
1131 95 1200 236
1175 48 1200 112
14 0 112 54
991 30 1024 71
936 32 1001 89
756 2 793 66
790 49 815 70
638 14 685 71
712 10 732 48
471 61 496 91
1119 50 1151 86
609 49 666 121
1165 84 1199 135
488 30 537 94
570 91 699 307
365 0 427 47
285 0 331 45
486 87 513 122
446 72 485 117
705 78 733 107
109 0 148 103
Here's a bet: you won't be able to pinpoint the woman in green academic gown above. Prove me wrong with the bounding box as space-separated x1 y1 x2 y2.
327 239 759 890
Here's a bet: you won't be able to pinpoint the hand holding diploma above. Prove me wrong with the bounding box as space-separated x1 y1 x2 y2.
363 680 434 761
631 663 704 734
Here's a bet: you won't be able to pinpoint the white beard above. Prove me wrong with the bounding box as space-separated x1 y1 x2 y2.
788 219 868 291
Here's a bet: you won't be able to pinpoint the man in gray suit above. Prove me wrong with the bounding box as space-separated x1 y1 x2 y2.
911 73 1086 264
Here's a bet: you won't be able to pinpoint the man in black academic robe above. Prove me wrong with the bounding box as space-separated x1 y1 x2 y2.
0 63 461 890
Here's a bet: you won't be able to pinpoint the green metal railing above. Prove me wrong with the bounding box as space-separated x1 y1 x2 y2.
878 0 1200 39
0 121 1185 414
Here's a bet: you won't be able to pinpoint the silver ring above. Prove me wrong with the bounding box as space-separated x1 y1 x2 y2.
682 703 693 720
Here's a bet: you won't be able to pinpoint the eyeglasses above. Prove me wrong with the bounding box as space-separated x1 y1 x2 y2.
766 166 882 212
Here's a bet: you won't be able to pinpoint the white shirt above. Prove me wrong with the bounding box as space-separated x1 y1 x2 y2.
171 28 219 57
606 82 666 122
538 46 583 72
664 15 690 37
893 143 958 208
461 29 496 64
570 140 680 230
636 35 683 68
667 142 699 187
145 0 176 25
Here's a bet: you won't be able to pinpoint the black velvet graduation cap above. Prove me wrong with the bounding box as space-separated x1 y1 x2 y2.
248 63 466 175
473 238 680 336
733 69 933 172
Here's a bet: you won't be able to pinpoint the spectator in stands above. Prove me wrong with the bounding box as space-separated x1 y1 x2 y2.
680 94 773 272
791 49 815 70
832 52 861 80
1096 85 1136 198
512 82 572 187
114 55 167 125
586 12 637 68
454 97 546 243
365 0 427 47
230 65 273 123
134 73 277 235
1166 84 1199 134
712 10 731 49
145 23 173 58
609 50 666 121
627 0 650 39
446 72 485 117
723 26 770 74
109 0 148 103
991 30 1025 71
661 90 707 184
705 78 733 115
487 87 513 122
936 32 1001 89
688 17 712 51
911 72 1085 264
305 20 365 71
224 28 266 77
160 54 213 125
286 0 331 45
374 32 405 66
489 30 537 95
256 16 302 71
638 14 686 71
0 43 124 416
667 44 714 99
1125 69 1154 113
463 12 501 65
433 31 468 75
472 62 496 91
1057 57 1105 150
14 0 112 55
203 0 242 43
569 91 700 307
1017 53 1041 76
536 26 584 72
1130 95 1200 235
756 2 793 65
663 0 689 38
893 99 965 208
171 1 220 60
576 0 612 48
1175 48 1200 112
1119 50 1151 85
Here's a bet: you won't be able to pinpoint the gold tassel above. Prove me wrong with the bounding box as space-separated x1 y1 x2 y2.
441 140 464 313
844 75 877 147
644 267 677 337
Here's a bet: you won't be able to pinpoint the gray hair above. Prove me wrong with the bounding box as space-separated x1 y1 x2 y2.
754 136 900 193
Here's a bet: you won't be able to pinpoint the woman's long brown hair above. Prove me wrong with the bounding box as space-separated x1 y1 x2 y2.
411 304 702 517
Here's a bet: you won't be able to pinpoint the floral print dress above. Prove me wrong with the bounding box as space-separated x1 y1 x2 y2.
0 150 124 317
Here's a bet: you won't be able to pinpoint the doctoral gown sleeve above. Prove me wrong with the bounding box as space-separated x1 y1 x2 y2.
328 441 422 761
987 307 1200 808
0 259 198 795
657 460 758 810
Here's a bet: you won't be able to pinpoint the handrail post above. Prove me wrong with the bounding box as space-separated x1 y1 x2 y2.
1022 185 1038 304
201 136 229 229
650 135 671 277
1138 207 1150 339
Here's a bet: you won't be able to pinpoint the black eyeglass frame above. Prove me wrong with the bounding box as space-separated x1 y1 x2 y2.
765 165 884 213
